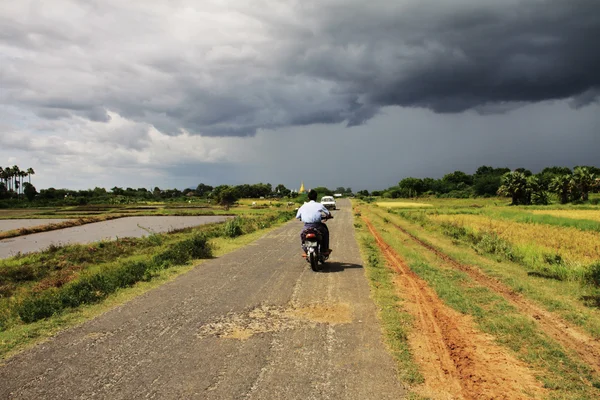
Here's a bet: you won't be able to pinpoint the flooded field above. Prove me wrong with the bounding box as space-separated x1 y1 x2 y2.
0 216 229 259
0 219 73 232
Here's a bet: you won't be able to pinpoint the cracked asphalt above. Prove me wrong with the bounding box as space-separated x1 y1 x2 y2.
0 199 404 399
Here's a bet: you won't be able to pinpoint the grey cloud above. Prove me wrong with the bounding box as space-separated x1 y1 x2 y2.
570 88 600 109
0 0 599 138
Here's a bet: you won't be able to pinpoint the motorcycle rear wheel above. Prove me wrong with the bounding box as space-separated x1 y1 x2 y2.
309 251 319 271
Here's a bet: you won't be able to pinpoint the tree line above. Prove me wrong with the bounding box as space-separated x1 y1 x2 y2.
362 165 600 205
0 166 36 200
0 176 353 207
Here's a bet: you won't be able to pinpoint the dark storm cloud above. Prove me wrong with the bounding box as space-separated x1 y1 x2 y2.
284 0 600 114
1 0 599 137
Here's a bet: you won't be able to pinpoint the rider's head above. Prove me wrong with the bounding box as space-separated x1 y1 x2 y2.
308 190 318 201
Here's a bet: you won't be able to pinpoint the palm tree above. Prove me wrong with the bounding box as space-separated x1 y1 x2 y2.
19 171 27 197
3 166 12 192
27 167 35 184
572 167 595 201
497 171 528 205
526 175 549 205
549 174 572 204
11 166 20 195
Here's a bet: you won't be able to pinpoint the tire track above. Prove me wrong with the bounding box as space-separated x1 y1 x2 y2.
377 210 600 376
363 216 545 400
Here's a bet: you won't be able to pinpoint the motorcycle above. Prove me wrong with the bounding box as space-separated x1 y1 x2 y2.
301 214 332 272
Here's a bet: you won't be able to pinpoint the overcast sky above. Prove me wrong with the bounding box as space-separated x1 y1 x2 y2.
1 0 599 191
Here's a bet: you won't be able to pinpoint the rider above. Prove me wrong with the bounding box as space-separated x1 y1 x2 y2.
296 189 333 255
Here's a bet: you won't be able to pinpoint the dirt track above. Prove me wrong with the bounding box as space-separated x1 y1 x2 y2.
0 216 229 259
0 200 404 399
363 216 545 400
378 213 600 376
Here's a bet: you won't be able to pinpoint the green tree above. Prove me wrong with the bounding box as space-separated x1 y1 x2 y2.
275 184 291 197
398 177 424 197
312 186 333 196
3 166 13 193
0 168 8 193
497 171 528 205
473 166 510 196
514 168 532 176
572 167 595 201
23 182 37 201
442 171 473 186
525 176 548 205
26 167 35 184
111 187 125 195
215 186 239 208
11 166 20 196
549 175 572 204
195 183 213 197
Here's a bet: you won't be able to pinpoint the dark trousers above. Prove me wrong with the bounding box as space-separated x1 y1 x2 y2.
301 223 330 252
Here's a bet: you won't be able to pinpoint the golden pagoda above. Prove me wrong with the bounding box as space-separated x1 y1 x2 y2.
299 181 305 194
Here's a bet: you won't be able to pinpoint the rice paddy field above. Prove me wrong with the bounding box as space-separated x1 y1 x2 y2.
355 196 600 398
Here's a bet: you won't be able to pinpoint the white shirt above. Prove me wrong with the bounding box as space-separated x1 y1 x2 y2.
296 200 330 223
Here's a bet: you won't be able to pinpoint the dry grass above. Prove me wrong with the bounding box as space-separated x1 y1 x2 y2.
530 210 600 223
376 202 433 209
430 214 600 266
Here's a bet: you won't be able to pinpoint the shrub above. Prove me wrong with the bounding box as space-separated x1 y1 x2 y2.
18 289 63 323
189 234 212 259
222 217 243 238
152 234 212 266
584 262 600 287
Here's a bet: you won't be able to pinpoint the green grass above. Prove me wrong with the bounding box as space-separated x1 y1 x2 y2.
355 223 423 388
365 209 600 398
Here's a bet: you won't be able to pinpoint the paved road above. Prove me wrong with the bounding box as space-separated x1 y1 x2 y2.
0 200 404 399
0 216 229 259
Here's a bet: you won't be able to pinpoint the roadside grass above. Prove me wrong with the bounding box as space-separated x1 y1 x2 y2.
377 208 600 340
355 220 423 389
0 235 162 298
0 211 293 359
364 208 600 398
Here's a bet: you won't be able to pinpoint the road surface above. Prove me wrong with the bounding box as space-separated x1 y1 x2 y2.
0 200 404 399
